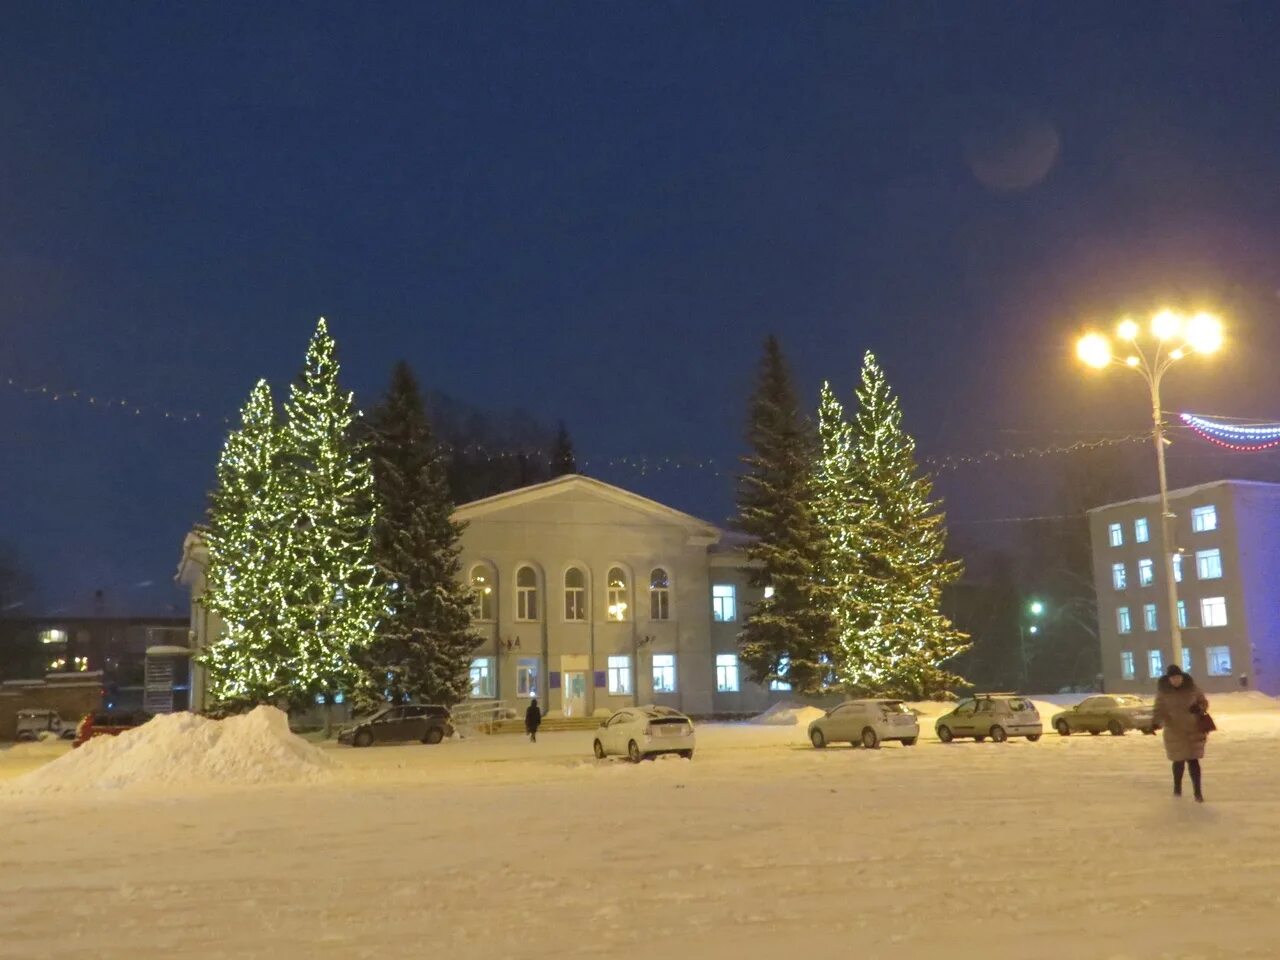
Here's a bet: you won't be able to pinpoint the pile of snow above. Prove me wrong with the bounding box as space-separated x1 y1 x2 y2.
748 701 827 727
1204 691 1280 714
4 706 333 794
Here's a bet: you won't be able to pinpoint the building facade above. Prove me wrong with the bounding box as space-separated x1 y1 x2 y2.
1087 479 1280 695
178 475 792 717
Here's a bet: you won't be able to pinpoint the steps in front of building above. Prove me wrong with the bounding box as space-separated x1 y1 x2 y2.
484 717 603 735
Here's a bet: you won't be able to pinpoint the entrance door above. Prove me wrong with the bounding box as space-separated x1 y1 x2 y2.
563 671 588 717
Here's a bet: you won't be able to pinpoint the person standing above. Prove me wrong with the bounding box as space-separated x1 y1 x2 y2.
1153 664 1210 802
525 697 542 743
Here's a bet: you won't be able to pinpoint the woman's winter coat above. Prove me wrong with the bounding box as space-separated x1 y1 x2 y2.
525 702 542 733
1154 674 1210 762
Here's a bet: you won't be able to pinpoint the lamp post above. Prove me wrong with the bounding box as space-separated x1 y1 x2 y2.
1018 599 1044 690
1076 310 1224 668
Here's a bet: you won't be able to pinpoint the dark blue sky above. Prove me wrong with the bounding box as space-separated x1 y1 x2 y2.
4 2 1280 614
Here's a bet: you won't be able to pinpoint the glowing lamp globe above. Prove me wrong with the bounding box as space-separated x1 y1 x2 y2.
1077 333 1112 369
1186 312 1224 354
1151 309 1183 340
1117 318 1140 341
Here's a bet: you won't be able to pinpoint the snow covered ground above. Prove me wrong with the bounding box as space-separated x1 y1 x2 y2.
3 696 1280 959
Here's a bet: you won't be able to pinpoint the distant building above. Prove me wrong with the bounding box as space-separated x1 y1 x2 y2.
178 475 795 717
1087 479 1280 695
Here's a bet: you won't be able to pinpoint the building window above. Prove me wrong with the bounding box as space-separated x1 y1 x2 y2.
564 568 587 621
1172 553 1183 583
469 565 495 621
1134 517 1149 543
649 568 670 621
713 584 737 622
38 629 68 645
516 566 539 622
1191 505 1217 533
763 585 775 600
1148 649 1164 679
1138 558 1154 587
607 566 630 622
715 653 740 692
1121 651 1136 680
1195 549 1223 580
607 655 632 695
516 658 539 698
1177 600 1188 629
1181 647 1193 673
1200 596 1228 627
1143 603 1158 632
652 654 676 693
1206 645 1233 677
1112 563 1127 591
1108 522 1124 547
469 658 495 699
770 656 792 692
1117 607 1132 634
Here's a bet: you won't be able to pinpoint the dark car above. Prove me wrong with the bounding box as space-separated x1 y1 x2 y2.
73 712 149 748
337 704 453 747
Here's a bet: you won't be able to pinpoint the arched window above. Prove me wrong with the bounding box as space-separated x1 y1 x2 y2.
564 568 587 621
607 566 629 622
516 566 539 621
649 567 670 621
469 564 495 621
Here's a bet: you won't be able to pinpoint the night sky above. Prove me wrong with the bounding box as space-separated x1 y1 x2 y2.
5 2 1280 615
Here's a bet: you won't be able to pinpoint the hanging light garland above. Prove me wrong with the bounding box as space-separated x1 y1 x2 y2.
1180 413 1280 452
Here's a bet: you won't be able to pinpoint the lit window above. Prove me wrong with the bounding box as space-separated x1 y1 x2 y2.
1177 600 1188 629
652 654 676 693
73 656 88 672
516 658 539 697
1206 645 1233 677
1143 603 1158 632
607 567 629 622
47 657 66 671
38 629 68 645
1121 651 1135 680
1200 597 1228 627
715 653 740 692
770 656 792 692
516 566 539 621
1195 549 1223 580
649 568 670 621
1134 518 1149 543
1148 649 1164 679
1191 505 1217 533
607 656 632 695
1172 553 1183 583
1138 558 1154 587
1112 563 1127 591
1116 607 1131 634
1108 522 1124 547
763 585 775 599
469 565 495 621
1181 647 1192 673
712 584 737 622
469 658 494 698
564 568 586 621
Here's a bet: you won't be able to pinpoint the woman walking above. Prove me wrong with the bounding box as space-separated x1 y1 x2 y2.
1153 664 1210 802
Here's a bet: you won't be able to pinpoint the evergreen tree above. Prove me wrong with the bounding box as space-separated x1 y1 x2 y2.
812 382 861 685
550 421 578 476
278 319 383 711
736 336 831 693
201 380 294 706
358 362 477 707
838 352 969 697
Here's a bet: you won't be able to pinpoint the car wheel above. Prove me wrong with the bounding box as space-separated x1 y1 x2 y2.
593 739 606 760
627 740 642 763
679 750 694 760
937 725 954 743
1089 729 1101 736
423 726 444 745
990 726 1008 743
1108 720 1125 737
1026 734 1041 742
861 727 881 749
810 728 827 749
61 729 76 740
902 737 917 747
353 730 373 748
1055 720 1071 737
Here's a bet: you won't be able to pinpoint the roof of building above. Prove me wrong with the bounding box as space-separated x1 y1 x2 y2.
1085 478 1280 514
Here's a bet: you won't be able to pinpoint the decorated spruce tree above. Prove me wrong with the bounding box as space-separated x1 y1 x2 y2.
839 352 969 697
736 336 832 693
358 361 477 707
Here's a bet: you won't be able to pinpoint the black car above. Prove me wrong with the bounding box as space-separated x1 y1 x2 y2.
337 704 453 747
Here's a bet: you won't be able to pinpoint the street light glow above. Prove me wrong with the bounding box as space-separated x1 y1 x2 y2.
1077 333 1111 369
1151 308 1182 340
1029 601 1044 616
1125 355 1140 367
1117 318 1140 340
1186 312 1224 354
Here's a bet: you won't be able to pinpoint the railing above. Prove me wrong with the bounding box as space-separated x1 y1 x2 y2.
449 700 510 736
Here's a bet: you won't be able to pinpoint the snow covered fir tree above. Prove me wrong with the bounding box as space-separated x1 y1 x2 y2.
357 361 477 708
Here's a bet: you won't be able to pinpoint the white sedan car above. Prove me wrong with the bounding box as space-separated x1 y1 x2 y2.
808 699 920 749
593 706 696 762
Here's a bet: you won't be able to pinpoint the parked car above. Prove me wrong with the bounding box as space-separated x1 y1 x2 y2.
15 709 76 742
1051 695 1157 737
935 694 1043 743
337 704 454 747
808 699 920 749
73 712 149 748
593 706 695 762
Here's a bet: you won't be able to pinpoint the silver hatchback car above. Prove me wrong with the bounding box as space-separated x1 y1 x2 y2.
808 699 920 749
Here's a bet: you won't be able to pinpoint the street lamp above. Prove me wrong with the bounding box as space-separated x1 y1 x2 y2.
1019 599 1045 690
1076 309 1225 667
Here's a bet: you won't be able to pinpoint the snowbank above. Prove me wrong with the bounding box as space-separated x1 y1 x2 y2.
748 702 827 727
3 706 333 795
